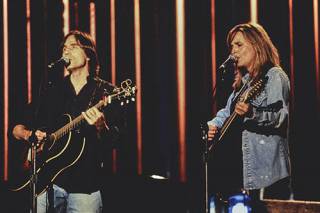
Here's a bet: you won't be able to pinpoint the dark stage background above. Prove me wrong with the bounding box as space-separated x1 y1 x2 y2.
1 0 320 212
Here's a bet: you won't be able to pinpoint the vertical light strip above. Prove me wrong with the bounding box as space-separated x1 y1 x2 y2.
289 0 295 113
314 0 319 108
62 0 70 76
250 0 258 23
211 0 217 114
26 0 32 103
110 0 116 84
176 0 187 182
62 0 70 36
74 2 79 29
89 2 96 41
3 0 9 181
134 0 143 175
110 0 118 173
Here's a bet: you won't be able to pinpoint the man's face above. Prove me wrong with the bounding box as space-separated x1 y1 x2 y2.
62 35 88 71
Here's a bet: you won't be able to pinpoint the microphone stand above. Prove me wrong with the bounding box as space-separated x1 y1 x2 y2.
200 124 209 213
29 135 38 213
201 63 235 213
27 60 61 213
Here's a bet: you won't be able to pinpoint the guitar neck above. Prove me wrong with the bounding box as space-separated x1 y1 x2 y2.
52 100 105 141
218 82 251 142
218 77 267 142
218 111 238 141
49 83 134 142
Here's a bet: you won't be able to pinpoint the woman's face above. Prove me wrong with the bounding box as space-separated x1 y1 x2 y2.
62 35 88 71
230 32 256 74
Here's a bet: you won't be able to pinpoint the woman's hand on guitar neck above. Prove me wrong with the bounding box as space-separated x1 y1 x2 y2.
235 102 253 117
82 107 108 131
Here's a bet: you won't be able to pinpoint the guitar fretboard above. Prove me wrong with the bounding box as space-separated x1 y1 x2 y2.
209 77 266 151
52 100 106 141
48 81 135 142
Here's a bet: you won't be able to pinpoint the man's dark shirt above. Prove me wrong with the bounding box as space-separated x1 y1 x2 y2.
34 75 121 193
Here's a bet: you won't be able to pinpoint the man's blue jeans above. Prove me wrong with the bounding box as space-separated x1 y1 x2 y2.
36 184 103 213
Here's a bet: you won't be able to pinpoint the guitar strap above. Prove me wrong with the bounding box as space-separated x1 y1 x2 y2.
87 77 106 109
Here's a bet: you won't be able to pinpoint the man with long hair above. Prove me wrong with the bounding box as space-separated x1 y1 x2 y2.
12 30 122 212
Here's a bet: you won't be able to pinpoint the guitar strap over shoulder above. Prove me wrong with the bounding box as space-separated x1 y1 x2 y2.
87 77 109 109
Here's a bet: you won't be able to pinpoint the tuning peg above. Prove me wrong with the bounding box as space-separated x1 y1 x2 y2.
121 102 124 106
131 97 135 102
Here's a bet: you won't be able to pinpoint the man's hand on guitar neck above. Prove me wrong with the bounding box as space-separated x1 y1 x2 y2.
82 107 108 132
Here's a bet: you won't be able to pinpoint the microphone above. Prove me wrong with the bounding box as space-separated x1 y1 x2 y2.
48 57 70 69
200 122 209 132
218 55 237 70
200 122 209 143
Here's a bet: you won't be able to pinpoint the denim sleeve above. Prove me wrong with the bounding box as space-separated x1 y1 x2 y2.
207 92 235 128
246 69 290 129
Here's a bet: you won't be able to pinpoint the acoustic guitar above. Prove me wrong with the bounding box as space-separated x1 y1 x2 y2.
9 79 136 195
209 76 268 151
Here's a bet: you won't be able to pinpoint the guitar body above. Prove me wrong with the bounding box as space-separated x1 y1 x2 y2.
9 114 86 195
208 116 244 196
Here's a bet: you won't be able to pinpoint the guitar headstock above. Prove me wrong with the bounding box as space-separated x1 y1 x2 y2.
242 76 268 102
103 79 136 106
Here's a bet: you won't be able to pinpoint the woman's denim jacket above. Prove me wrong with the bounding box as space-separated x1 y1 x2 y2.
208 67 291 190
